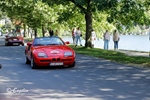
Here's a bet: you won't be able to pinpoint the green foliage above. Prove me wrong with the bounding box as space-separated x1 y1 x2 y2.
108 0 150 27
0 0 149 39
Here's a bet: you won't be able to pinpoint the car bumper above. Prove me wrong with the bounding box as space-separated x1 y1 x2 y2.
6 41 24 45
33 56 75 67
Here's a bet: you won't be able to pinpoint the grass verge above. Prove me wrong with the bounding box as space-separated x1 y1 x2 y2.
69 45 150 68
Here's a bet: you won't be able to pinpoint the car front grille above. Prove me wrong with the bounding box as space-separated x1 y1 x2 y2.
52 58 60 61
61 59 72 61
40 60 51 62
40 58 61 62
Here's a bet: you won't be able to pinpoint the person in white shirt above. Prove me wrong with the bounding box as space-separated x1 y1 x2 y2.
91 29 96 47
103 30 110 50
75 27 82 47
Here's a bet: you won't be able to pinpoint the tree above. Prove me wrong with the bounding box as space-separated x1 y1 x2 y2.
0 0 59 37
43 0 149 48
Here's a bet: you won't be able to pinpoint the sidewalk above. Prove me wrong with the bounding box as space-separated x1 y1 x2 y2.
116 49 149 57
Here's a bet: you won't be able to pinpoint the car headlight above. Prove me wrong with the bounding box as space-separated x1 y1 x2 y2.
8 39 12 42
38 52 48 58
64 52 73 57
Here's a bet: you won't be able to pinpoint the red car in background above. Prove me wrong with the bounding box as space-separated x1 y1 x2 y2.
25 36 76 69
5 33 24 46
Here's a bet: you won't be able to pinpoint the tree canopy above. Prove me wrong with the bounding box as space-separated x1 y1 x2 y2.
0 0 150 47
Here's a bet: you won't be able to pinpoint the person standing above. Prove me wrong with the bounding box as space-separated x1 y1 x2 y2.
72 28 76 44
103 30 110 50
49 28 54 36
91 29 97 48
113 30 120 50
55 29 59 36
75 27 82 47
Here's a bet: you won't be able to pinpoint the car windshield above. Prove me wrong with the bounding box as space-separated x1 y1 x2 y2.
8 33 21 37
33 37 64 46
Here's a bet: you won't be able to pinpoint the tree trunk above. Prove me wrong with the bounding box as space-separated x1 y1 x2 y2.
27 27 30 38
85 12 93 48
23 24 26 37
42 26 45 37
34 28 37 38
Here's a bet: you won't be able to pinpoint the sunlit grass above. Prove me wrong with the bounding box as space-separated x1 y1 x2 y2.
69 45 150 68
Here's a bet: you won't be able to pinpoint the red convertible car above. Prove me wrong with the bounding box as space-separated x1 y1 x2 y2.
25 36 76 69
5 33 24 46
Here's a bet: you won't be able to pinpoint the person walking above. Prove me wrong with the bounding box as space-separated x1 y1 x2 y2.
113 30 120 50
91 29 97 48
103 30 110 50
75 27 82 47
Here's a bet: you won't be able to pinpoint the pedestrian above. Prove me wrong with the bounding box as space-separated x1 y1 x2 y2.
72 28 76 44
113 30 120 50
75 27 82 47
91 29 97 48
103 30 110 50
49 28 54 36
55 29 59 36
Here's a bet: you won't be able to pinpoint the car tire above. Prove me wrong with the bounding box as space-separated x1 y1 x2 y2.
25 56 30 64
31 57 37 69
69 61 75 68
5 42 8 46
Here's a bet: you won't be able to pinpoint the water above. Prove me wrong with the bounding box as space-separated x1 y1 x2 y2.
62 35 150 52
1 35 149 52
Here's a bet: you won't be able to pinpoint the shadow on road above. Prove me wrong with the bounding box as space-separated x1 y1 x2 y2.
0 49 150 100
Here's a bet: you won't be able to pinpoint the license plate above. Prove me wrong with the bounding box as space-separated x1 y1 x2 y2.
13 43 19 45
50 62 63 66
13 39 17 41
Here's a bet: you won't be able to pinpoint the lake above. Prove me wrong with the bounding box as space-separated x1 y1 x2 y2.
62 35 150 52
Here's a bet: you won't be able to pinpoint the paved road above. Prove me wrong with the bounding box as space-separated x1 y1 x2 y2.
0 36 5 46
0 39 150 100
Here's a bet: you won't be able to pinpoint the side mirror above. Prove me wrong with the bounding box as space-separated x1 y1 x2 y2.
65 41 70 44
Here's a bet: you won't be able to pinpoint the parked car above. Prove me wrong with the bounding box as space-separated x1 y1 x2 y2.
5 33 24 46
25 36 76 69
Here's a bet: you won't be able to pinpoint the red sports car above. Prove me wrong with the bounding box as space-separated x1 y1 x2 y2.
25 36 76 69
5 33 24 46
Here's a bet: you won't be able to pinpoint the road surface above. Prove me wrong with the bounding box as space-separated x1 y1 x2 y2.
0 38 150 100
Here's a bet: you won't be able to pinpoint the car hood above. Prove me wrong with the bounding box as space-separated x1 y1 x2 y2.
34 45 73 56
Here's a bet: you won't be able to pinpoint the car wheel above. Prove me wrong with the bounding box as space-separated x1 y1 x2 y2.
69 61 75 68
5 42 8 46
25 56 30 64
22 44 24 46
31 57 37 69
